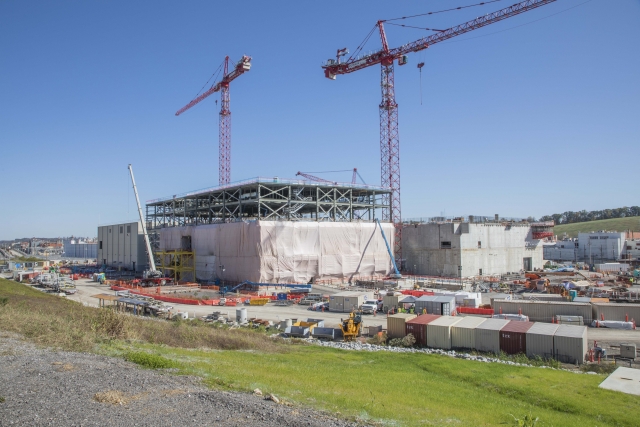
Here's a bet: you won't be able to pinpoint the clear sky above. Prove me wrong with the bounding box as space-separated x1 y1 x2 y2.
1 0 638 239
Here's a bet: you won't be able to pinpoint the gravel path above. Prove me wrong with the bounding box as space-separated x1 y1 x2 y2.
0 334 363 427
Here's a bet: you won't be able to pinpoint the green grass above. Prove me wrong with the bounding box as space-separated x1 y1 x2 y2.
103 343 640 427
2 278 639 426
554 217 640 238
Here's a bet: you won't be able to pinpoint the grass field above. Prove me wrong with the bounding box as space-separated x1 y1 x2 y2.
2 278 639 426
554 216 640 238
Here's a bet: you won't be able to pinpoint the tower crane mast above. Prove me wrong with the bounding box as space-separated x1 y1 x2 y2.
322 0 557 260
176 55 251 186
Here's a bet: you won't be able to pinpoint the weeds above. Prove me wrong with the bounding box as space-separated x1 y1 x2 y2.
510 412 539 427
0 278 281 352
580 363 617 375
124 351 176 369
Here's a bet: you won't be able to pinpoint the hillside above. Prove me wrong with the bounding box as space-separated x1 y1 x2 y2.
553 217 640 238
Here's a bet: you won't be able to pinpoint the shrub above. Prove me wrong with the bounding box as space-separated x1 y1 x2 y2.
124 351 176 369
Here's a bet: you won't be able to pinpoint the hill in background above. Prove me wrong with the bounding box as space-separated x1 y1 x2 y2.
553 217 640 238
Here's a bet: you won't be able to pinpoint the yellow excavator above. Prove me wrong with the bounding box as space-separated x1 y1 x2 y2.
340 311 363 341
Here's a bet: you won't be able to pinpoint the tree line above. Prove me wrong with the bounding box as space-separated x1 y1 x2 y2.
539 207 640 225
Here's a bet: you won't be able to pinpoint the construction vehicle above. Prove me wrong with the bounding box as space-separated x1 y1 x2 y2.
128 164 164 283
340 311 363 341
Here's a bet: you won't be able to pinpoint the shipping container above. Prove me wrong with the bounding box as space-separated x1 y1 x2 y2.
405 314 440 347
553 324 588 364
526 322 558 359
382 295 400 313
491 299 592 324
499 321 534 355
329 292 373 313
415 295 456 316
474 318 509 354
451 316 487 350
387 313 417 339
592 303 640 322
426 316 463 349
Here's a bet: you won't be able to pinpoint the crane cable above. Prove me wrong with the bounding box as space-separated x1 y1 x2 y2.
193 58 225 99
382 0 502 23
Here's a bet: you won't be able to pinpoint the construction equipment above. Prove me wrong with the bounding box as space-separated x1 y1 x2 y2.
322 0 559 259
340 311 363 341
296 168 366 185
176 55 251 185
128 164 162 280
376 218 401 279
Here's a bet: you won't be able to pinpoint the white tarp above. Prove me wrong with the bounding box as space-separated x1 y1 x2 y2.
160 221 394 283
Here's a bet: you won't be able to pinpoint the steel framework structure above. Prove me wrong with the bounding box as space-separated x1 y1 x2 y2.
322 0 558 261
145 178 390 252
176 55 251 185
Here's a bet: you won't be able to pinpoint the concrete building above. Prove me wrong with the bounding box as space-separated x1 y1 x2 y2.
63 239 98 259
97 222 147 272
146 177 393 283
543 231 627 263
577 231 624 263
403 220 544 277
543 239 578 262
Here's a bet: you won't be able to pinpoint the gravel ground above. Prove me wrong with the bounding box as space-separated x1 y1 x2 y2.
0 334 363 427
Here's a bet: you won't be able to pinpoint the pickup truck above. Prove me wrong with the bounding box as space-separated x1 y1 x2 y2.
360 300 382 314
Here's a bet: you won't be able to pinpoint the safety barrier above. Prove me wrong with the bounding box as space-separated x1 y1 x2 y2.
457 307 494 315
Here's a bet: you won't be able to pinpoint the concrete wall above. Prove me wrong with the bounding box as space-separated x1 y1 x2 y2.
403 222 543 277
97 222 146 272
577 232 624 262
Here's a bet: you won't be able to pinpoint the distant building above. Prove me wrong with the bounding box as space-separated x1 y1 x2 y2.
543 231 625 263
403 220 544 277
63 239 98 259
97 222 147 272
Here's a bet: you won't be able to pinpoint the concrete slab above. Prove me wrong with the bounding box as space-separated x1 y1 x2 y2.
599 367 640 396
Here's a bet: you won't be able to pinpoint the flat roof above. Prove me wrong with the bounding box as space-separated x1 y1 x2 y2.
91 294 120 301
599 367 640 396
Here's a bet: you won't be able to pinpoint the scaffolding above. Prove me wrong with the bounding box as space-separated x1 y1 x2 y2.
145 177 391 253
157 250 195 283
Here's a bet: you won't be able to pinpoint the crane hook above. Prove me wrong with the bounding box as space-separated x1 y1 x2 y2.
417 62 425 105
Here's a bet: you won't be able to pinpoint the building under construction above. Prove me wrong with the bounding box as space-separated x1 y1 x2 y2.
145 177 395 283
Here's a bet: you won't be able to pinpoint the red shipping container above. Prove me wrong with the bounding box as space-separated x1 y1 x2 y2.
405 314 441 347
499 321 534 355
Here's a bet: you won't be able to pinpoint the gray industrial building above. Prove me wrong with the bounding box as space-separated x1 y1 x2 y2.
543 231 626 263
63 239 98 259
403 218 544 277
97 222 147 272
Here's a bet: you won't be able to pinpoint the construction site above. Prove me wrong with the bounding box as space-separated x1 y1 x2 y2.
2 3 640 420
3 0 637 367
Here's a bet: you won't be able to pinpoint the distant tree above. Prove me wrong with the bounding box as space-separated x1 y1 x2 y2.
540 206 640 225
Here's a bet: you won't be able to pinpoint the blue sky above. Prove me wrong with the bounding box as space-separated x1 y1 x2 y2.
1 0 638 239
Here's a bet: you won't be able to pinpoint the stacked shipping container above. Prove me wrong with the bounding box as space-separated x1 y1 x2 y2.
426 316 463 349
474 319 510 354
499 321 534 354
405 314 440 347
451 317 487 349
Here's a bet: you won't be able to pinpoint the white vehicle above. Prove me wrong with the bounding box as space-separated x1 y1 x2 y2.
360 300 381 314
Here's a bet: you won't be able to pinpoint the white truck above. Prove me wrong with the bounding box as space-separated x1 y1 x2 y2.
360 300 382 315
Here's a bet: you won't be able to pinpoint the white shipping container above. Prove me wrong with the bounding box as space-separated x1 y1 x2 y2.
526 322 558 359
554 324 588 364
475 318 510 354
426 316 463 349
451 317 487 349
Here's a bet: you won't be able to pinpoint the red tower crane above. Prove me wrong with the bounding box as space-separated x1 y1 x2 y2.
176 55 252 186
296 171 333 183
322 0 557 259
